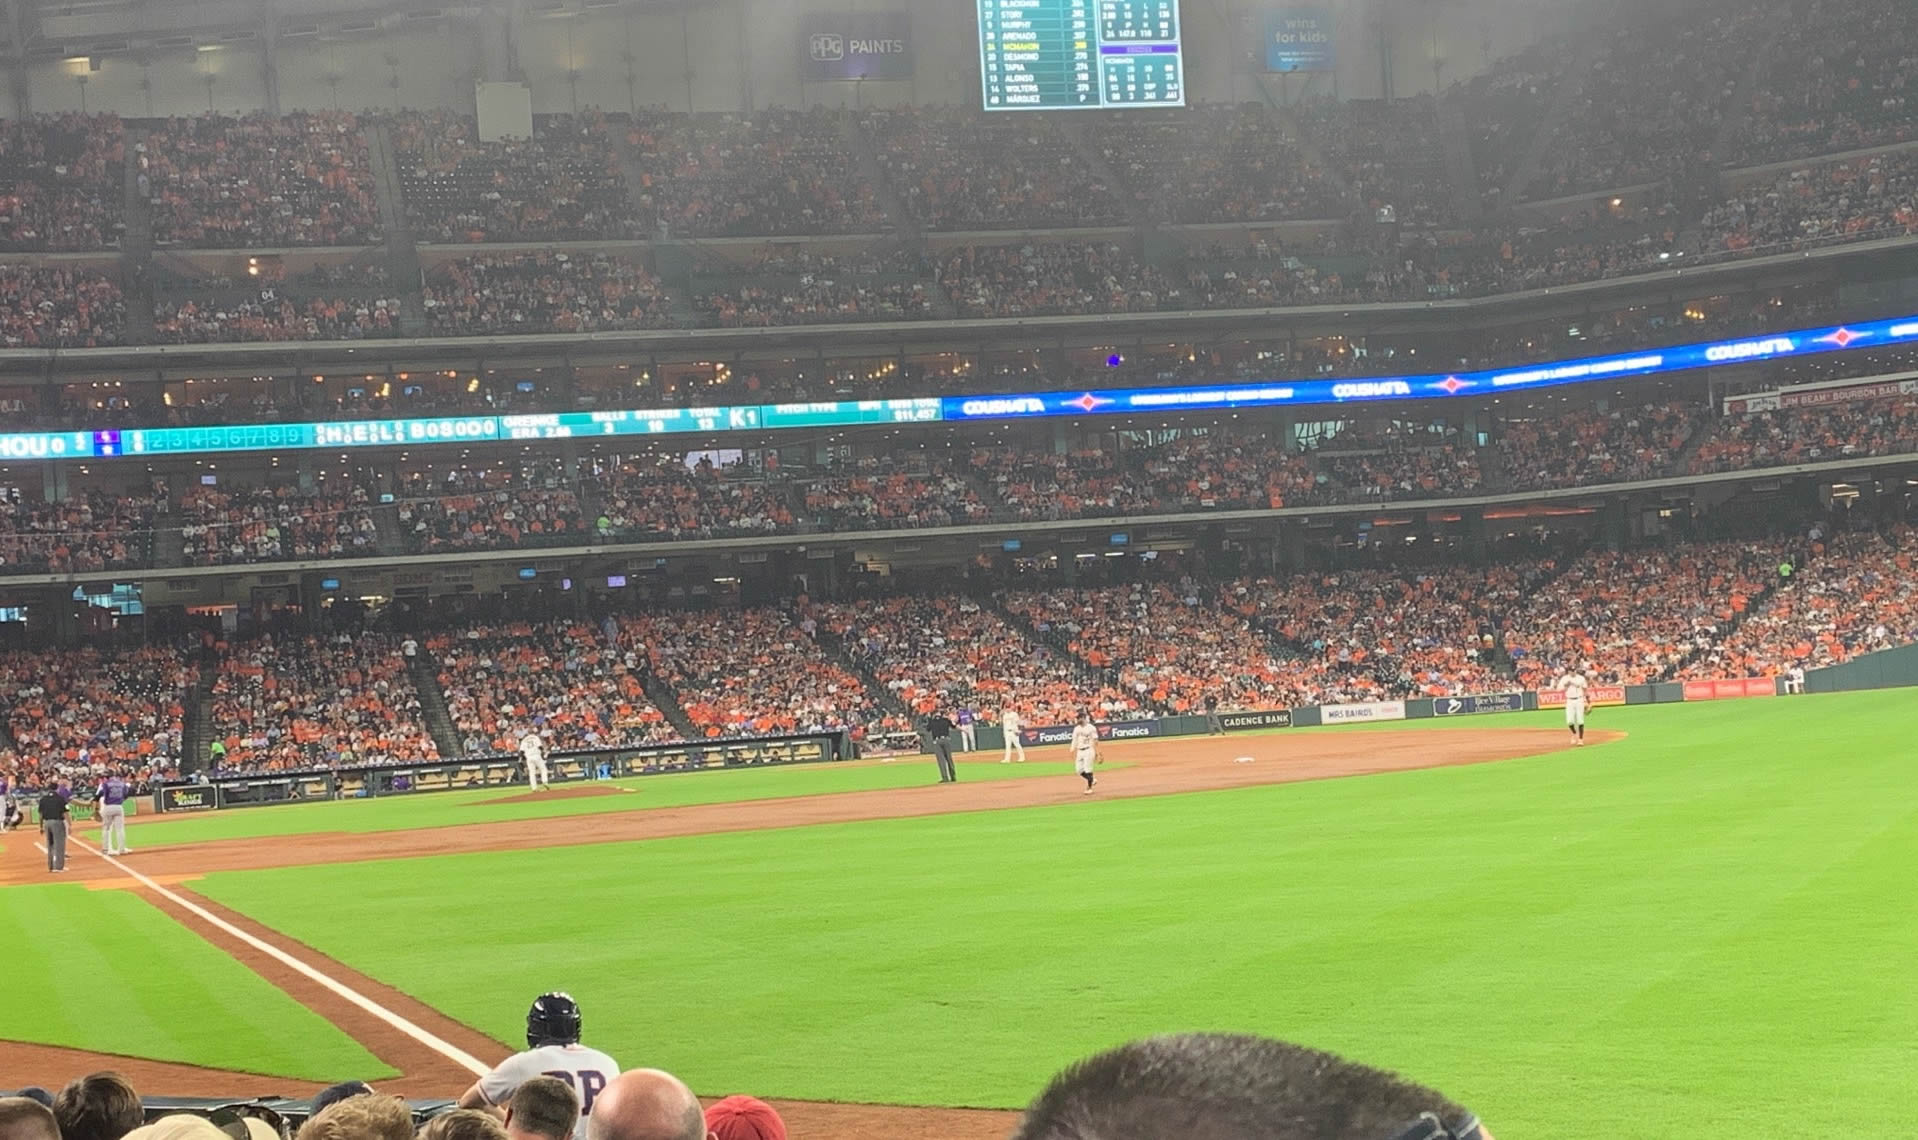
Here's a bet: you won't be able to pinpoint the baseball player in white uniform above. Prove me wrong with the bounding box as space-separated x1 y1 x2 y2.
460 993 617 1140
1001 708 1026 764
1558 669 1590 746
520 729 550 790
1071 713 1099 794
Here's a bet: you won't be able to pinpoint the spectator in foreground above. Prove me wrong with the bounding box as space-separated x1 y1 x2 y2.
0 1099 61 1140
119 1119 226 1140
418 1113 507 1140
584 1071 702 1140
1012 1033 1492 1140
702 1098 785 1140
52 1074 143 1140
503 1079 578 1140
294 1096 415 1140
307 1084 375 1121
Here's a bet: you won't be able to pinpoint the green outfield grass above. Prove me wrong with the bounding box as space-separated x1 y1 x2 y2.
14 692 1913 1138
117 757 1082 849
0 885 394 1081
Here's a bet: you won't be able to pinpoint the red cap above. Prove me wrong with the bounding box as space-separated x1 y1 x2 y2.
703 1096 786 1140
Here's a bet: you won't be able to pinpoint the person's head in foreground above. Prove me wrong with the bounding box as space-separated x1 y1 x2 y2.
0 1097 62 1140
54 1073 145 1140
307 1085 374 1123
583 1071 703 1140
293 1095 416 1140
120 1117 227 1140
418 1111 507 1140
1011 1033 1492 1140
702 1097 784 1140
503 1079 579 1140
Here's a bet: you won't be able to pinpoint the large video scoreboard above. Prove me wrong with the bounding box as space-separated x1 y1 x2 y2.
978 0 1186 110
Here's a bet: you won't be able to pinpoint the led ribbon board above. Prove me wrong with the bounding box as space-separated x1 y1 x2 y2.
0 317 1909 461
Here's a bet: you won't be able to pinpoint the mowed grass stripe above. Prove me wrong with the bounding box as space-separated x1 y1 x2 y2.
178 691 1917 1137
0 885 395 1081
124 758 1080 849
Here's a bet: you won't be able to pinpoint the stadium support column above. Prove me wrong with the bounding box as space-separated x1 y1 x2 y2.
1462 507 1488 564
261 5 282 117
3 0 29 115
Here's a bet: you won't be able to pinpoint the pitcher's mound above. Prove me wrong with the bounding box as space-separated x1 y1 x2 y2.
480 784 630 806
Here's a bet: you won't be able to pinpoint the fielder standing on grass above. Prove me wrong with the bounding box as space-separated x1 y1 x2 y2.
1558 667 1590 746
1072 712 1100 794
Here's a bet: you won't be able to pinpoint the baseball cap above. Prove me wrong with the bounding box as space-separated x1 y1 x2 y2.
15 1087 55 1108
308 1082 375 1118
703 1097 786 1140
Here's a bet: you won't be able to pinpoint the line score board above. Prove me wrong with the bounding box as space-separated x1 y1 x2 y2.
978 0 1186 111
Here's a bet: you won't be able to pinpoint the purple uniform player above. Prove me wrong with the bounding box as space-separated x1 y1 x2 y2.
96 774 131 856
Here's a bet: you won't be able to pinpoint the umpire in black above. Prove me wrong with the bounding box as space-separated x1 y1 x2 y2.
39 780 71 873
925 711 958 784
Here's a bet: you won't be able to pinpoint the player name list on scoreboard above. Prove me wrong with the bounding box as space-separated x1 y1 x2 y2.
978 0 1186 110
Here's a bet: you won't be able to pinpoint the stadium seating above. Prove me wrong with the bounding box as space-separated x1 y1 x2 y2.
396 111 646 243
144 112 381 248
207 632 438 771
424 252 672 335
0 113 124 251
0 646 191 789
431 620 677 753
0 264 126 347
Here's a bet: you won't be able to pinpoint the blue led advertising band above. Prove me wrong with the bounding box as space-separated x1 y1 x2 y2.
0 314 1912 462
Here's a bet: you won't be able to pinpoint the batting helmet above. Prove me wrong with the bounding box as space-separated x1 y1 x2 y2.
526 992 582 1048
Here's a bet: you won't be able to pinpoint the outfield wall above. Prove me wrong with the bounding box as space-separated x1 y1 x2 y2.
1804 643 1918 693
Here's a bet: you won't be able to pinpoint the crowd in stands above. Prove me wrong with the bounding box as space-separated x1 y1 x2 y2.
863 106 1128 229
1730 0 1918 164
0 113 124 251
397 468 587 554
0 646 189 791
396 112 645 243
1226 564 1529 702
208 631 437 771
432 620 677 753
1527 0 1766 199
1504 540 1785 686
1309 424 1485 499
1679 524 1918 677
972 432 1321 522
938 241 1177 317
695 276 931 326
1500 403 1704 489
142 112 381 248
1701 151 1918 256
818 594 1136 729
1295 96 1455 228
1690 389 1918 472
0 489 152 575
153 292 402 342
588 457 794 541
635 110 884 237
629 608 893 739
798 454 991 530
179 483 380 565
0 264 125 348
424 252 672 335
1097 105 1347 224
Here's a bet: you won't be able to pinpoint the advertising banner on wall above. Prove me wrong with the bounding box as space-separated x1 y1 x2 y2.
1321 700 1407 724
1681 678 1778 702
1264 8 1335 72
1538 686 1628 708
803 12 914 80
1021 719 1161 747
1432 693 1526 716
1220 709 1295 731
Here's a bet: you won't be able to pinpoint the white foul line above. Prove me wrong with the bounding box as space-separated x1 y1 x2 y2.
66 833 490 1076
